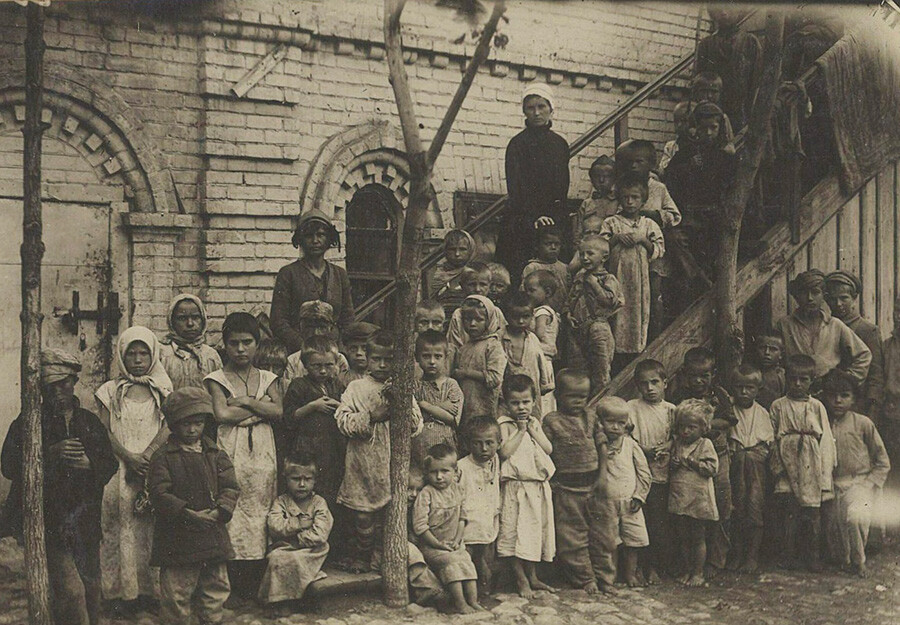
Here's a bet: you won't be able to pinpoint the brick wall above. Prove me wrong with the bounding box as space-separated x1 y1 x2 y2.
0 0 707 341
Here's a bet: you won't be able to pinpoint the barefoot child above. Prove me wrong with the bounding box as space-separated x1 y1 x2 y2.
458 416 502 598
453 296 508 425
821 370 890 578
594 397 651 589
769 354 836 571
259 451 332 617
96 327 173 614
502 293 555 417
726 364 774 573
150 387 239 625
204 313 283 604
335 331 423 573
413 444 483 614
497 374 557 598
628 359 675 582
542 370 608 594
669 400 719 586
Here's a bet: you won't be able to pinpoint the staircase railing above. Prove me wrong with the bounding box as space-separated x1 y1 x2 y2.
354 12 757 320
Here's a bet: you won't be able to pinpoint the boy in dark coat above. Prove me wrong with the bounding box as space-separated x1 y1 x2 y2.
149 387 240 625
1 349 117 625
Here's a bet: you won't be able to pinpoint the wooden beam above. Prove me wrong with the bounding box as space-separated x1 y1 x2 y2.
597 173 850 401
877 163 896 332
860 178 878 320
230 43 288 99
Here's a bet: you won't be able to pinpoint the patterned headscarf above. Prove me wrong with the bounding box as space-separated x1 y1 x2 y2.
461 295 503 340
161 293 210 362
109 326 173 413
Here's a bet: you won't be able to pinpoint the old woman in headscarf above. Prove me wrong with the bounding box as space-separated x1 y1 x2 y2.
159 293 223 391
1 348 117 625
776 269 872 383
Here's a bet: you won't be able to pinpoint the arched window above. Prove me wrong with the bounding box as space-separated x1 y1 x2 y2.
345 184 402 327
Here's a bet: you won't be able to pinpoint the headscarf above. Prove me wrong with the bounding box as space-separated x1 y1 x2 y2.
443 229 476 257
461 295 503 340
825 270 861 298
40 348 81 386
522 82 555 110
161 293 209 362
788 269 826 299
111 326 173 413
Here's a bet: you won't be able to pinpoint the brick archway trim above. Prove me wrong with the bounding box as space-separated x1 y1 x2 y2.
0 67 175 213
299 120 443 227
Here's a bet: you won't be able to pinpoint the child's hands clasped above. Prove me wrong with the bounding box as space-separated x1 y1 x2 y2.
310 396 340 415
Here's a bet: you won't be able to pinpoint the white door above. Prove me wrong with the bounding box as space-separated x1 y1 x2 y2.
0 199 118 495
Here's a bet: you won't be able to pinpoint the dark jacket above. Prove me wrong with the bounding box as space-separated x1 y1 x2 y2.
148 437 239 567
846 315 885 408
270 259 355 353
0 401 117 549
504 122 570 226
664 142 737 215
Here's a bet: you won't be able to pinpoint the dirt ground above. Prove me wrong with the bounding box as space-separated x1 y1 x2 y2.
0 537 897 625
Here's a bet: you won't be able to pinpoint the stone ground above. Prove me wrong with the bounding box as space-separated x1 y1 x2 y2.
0 538 897 625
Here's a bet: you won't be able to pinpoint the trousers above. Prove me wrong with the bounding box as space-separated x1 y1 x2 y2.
159 561 230 625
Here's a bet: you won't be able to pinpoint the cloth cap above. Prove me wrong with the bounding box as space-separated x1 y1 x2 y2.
342 321 380 342
292 209 341 250
522 83 554 109
825 270 861 297
162 386 214 427
789 269 826 298
40 348 81 385
692 101 724 120
298 299 335 322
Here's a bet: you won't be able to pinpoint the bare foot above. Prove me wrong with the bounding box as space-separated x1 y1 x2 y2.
857 564 869 578
677 573 691 585
685 574 707 587
469 601 487 611
599 582 619 596
529 579 558 593
515 577 535 600
583 581 600 595
739 559 759 574
726 558 742 572
704 564 719 580
625 574 644 588
456 603 477 614
645 569 661 585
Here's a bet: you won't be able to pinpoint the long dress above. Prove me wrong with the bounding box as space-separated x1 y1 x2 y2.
96 384 163 601
204 368 279 560
600 213 664 353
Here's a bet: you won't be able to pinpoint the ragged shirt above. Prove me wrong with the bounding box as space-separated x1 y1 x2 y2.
627 398 675 483
776 307 872 382
729 402 774 452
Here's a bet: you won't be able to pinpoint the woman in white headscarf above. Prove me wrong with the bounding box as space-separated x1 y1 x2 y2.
96 326 173 613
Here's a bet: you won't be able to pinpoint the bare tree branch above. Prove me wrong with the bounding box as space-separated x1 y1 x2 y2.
426 0 506 166
384 0 425 159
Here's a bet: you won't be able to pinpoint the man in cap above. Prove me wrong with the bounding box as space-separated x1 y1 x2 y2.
499 82 571 287
825 271 884 413
776 269 872 385
1 348 117 625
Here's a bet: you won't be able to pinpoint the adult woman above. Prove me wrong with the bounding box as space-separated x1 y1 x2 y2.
270 210 355 353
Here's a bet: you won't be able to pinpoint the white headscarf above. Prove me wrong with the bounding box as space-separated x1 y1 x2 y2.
110 326 173 413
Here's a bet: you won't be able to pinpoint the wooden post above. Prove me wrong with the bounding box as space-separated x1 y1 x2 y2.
614 114 629 147
21 3 52 625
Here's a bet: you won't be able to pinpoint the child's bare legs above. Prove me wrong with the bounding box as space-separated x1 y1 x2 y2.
347 510 376 572
512 558 557 599
467 544 494 598
446 581 475 614
462 580 485 611
740 526 763 573
623 547 642 587
676 515 707 586
779 495 800 569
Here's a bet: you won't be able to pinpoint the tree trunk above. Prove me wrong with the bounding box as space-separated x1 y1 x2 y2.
21 4 52 625
715 12 785 371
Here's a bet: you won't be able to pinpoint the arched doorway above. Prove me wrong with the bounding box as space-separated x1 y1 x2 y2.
345 184 402 328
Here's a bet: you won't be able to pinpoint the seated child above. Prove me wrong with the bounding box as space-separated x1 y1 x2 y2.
497 374 556 598
726 364 774 573
458 416 502 598
769 354 836 571
542 370 608 594
447 262 505 363
487 262 511 308
668 399 719 587
627 359 676 582
752 328 786 410
335 331 423 573
600 173 665 369
522 219 570 313
204 312 283 603
339 321 380 387
284 301 351 382
594 397 651 589
566 235 624 393
411 330 463 478
453 296 508 426
415 299 447 335
574 155 618 251
670 347 735 570
658 101 691 174
523 270 562 361
281 336 346 507
502 293 555 417
150 387 239 625
259 450 333 617
821 370 890 578
428 229 475 320
413 444 483 614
